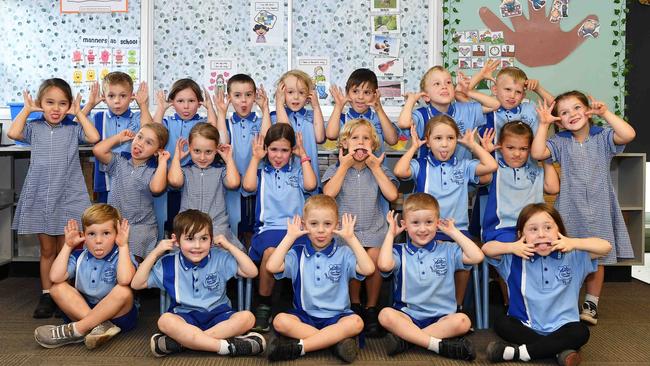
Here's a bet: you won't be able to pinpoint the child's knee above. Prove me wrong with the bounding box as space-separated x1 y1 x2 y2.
272 313 290 333
157 313 176 333
378 308 395 328
49 282 67 299
112 284 133 302
346 314 364 333
452 313 472 333
234 310 255 329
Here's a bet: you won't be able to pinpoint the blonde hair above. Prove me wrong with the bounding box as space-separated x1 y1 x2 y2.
337 118 380 152
423 114 461 139
103 71 134 92
303 194 338 221
279 70 314 91
496 67 528 84
420 66 449 91
82 204 122 232
402 193 440 218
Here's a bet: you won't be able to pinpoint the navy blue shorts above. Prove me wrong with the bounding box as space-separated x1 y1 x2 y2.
482 227 518 244
249 230 309 262
238 194 257 233
287 308 354 330
63 298 138 332
403 311 442 329
174 304 235 331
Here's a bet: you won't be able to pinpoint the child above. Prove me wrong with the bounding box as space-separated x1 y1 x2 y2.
34 204 137 349
82 72 153 203
397 65 498 159
531 92 636 325
322 118 398 336
377 193 483 360
325 68 398 152
131 209 264 357
394 115 496 308
8 78 100 318
214 73 271 242
483 203 611 365
167 123 242 248
265 195 375 363
92 124 170 260
242 123 317 332
272 70 325 185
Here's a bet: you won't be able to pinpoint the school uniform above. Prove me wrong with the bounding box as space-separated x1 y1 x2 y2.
249 157 310 262
93 109 141 203
147 247 238 331
12 117 91 236
65 245 138 331
322 163 398 248
482 159 544 243
337 108 397 154
101 152 158 258
271 108 320 186
487 250 596 358
383 239 471 327
273 239 364 328
409 101 486 160
484 102 539 141
180 160 242 249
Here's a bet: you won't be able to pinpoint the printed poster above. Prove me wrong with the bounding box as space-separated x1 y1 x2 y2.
60 0 128 14
204 58 238 94
250 1 284 46
296 57 331 101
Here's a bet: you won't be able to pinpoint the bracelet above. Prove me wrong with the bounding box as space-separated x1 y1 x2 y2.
301 156 311 164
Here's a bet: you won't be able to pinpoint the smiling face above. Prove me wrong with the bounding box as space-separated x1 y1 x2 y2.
402 209 439 246
83 220 117 259
303 207 338 249
267 138 292 168
283 75 309 112
422 70 455 109
104 82 132 115
343 124 375 162
426 123 457 162
131 127 161 162
171 87 200 120
555 96 590 134
347 82 375 114
228 81 256 117
189 135 218 168
493 75 525 110
38 87 71 124
500 133 530 168
521 211 559 257
178 226 212 264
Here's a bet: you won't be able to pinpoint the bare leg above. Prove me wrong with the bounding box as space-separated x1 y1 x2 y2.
349 280 362 305
273 313 363 352
584 265 605 298
258 247 276 297
378 308 470 348
38 234 62 290
204 311 255 340
365 248 382 308
454 271 470 307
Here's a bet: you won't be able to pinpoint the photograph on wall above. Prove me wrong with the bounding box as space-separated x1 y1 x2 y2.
370 0 400 12
370 34 400 57
371 14 400 34
296 57 331 101
205 58 238 94
250 1 284 46
373 57 404 77
377 80 404 102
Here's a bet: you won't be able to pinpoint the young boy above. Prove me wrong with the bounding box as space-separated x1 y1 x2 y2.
130 209 265 357
34 204 138 349
82 72 153 203
265 195 375 363
325 68 398 152
377 193 483 361
214 73 271 242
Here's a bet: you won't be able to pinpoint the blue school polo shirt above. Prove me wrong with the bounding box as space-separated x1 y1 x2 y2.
482 159 544 242
271 108 320 185
93 109 142 193
409 153 479 231
338 107 395 154
274 239 364 318
410 101 486 159
163 113 206 163
488 251 597 334
67 245 138 305
384 239 471 320
227 111 262 177
147 247 238 314
255 158 306 233
484 101 539 141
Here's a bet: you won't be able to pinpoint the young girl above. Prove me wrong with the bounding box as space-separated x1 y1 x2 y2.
92 124 170 260
531 92 636 325
8 78 100 318
167 123 243 249
483 203 611 365
242 123 316 332
393 114 497 307
322 118 398 336
272 70 325 186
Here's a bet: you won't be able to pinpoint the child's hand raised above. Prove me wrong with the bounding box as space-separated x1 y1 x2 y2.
369 89 383 109
338 147 354 169
133 81 148 107
200 87 214 111
88 81 105 108
115 219 130 248
118 129 136 144
458 128 478 149
479 128 498 153
213 88 230 116
275 81 286 107
404 91 427 104
251 134 266 160
330 85 348 107
479 59 499 84
256 85 270 112
286 215 308 240
217 143 233 162
308 89 321 108
334 213 357 242
512 237 535 259
455 72 471 96
174 137 190 161
437 218 458 236
213 234 234 250
22 90 43 113
386 210 405 237
524 79 539 92
585 95 608 117
67 93 83 117
64 219 85 249
409 125 426 151
155 238 178 255
365 152 385 170
293 132 307 158
536 100 561 127
157 150 171 164
156 90 172 111
552 233 576 253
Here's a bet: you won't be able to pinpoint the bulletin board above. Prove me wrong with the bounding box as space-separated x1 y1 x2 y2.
441 0 627 116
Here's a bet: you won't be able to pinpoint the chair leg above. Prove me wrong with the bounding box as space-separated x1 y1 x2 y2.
237 277 244 312
482 260 490 328
245 278 252 310
472 264 484 329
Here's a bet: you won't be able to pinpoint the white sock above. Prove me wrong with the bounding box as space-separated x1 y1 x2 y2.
71 323 83 337
427 336 441 352
503 346 515 360
519 344 531 361
585 294 599 306
298 339 306 356
217 339 230 355
42 289 50 294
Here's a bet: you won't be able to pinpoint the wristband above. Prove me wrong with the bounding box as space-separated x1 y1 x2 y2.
301 156 311 164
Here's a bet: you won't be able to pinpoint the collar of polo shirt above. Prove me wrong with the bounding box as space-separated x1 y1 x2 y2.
556 125 603 139
262 158 295 173
183 159 224 168
86 244 119 261
232 111 257 123
179 249 211 270
120 151 158 168
303 239 338 258
284 106 307 116
173 113 202 121
428 102 455 117
425 151 458 167
106 108 134 119
347 108 373 119
497 105 522 114
405 237 438 254
529 250 563 262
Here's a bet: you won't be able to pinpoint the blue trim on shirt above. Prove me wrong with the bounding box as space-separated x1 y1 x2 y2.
119 151 158 168
507 256 529 324
179 250 211 270
161 255 177 310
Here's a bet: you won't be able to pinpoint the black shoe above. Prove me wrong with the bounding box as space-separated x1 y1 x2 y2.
33 294 56 319
252 304 272 332
227 332 266 356
350 303 364 318
580 301 598 325
364 307 383 337
53 306 63 318
331 338 358 363
438 337 476 361
385 332 411 356
267 338 302 362
150 333 183 357
486 340 518 362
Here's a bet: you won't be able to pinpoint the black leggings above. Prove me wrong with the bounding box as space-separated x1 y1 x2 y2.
494 315 590 360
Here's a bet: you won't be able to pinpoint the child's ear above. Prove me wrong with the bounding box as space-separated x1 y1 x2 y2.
422 94 431 103
171 233 177 241
490 84 498 96
400 219 406 228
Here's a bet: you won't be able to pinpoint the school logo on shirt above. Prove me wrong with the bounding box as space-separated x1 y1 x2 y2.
457 121 466 132
451 169 464 185
325 264 342 282
556 265 572 285
204 273 222 291
101 267 116 283
286 175 300 188
431 257 448 276
526 167 539 184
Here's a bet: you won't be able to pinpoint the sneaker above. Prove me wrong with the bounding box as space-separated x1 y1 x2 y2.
332 338 358 363
385 332 411 356
267 337 302 362
350 303 364 318
252 304 272 332
150 333 183 357
227 332 266 356
364 307 384 337
580 301 598 325
33 293 56 319
84 321 121 349
486 340 518 362
34 323 84 348
438 337 476 361
557 349 582 366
